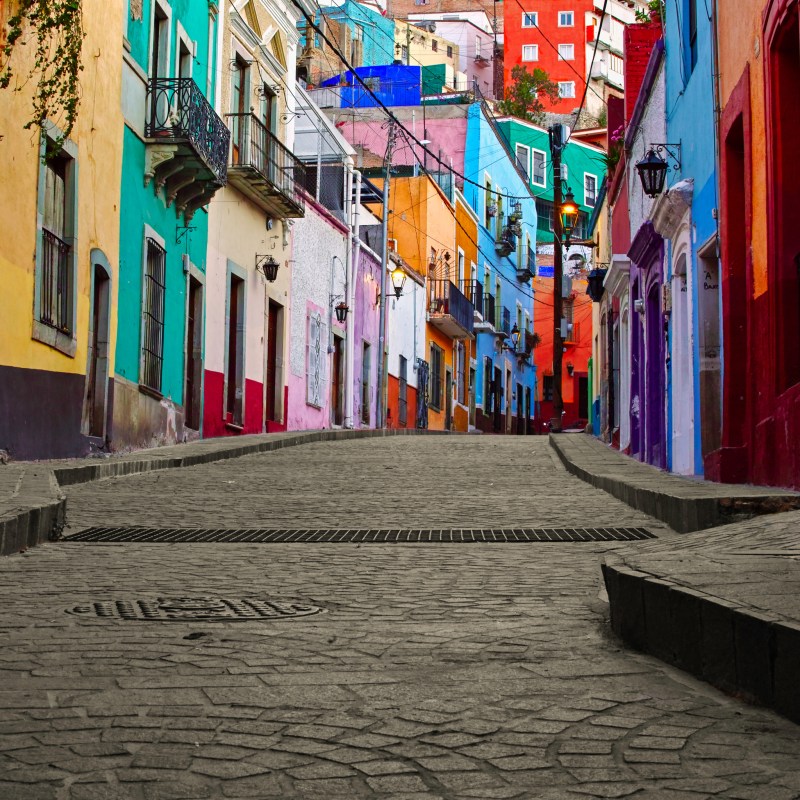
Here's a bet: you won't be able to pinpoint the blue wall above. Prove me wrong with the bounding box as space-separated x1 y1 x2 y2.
321 65 422 108
664 0 718 474
463 104 538 424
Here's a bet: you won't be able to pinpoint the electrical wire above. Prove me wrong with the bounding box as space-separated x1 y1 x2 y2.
291 0 539 202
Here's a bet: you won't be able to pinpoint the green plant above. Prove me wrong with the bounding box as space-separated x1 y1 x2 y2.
497 65 559 125
1 0 85 150
635 0 665 23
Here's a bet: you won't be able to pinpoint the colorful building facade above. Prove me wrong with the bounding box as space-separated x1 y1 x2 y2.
0 1 124 459
204 0 304 438
115 0 226 450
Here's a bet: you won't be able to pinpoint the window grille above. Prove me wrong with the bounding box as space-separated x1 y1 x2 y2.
142 238 167 392
399 355 408 426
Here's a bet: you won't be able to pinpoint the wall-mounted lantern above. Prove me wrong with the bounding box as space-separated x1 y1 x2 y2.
390 266 407 299
586 267 608 302
334 302 349 323
257 254 280 282
635 143 681 197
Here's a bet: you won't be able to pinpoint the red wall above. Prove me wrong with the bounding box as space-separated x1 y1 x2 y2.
202 372 265 438
623 22 662 125
532 276 593 430
503 0 592 114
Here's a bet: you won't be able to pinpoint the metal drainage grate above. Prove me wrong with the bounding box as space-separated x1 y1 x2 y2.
66 527 656 543
66 596 325 622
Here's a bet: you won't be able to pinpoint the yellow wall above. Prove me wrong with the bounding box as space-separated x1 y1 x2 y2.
394 20 460 71
0 0 123 374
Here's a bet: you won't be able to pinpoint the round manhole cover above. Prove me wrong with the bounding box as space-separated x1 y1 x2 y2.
67 596 325 621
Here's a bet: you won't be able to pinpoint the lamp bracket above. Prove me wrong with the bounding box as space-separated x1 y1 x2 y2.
176 225 196 245
648 142 681 172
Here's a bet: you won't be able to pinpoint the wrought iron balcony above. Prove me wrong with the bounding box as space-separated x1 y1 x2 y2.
227 113 306 218
495 226 516 257
475 291 495 331
144 77 230 220
428 279 474 339
516 243 535 282
468 280 483 321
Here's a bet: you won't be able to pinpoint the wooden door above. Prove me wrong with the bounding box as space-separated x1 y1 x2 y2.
266 302 279 423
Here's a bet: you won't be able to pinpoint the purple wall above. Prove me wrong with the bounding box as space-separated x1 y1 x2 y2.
353 246 382 428
628 222 666 468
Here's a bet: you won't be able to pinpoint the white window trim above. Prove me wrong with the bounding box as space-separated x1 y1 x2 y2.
531 147 547 187
558 10 574 26
149 0 173 78
223 260 248 421
584 172 598 207
175 20 195 79
558 81 576 98
521 44 538 61
484 171 493 223
521 11 538 26
558 42 575 60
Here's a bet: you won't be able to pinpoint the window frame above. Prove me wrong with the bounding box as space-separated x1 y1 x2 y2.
33 123 79 356
139 226 168 394
522 11 538 27
558 81 576 98
521 43 539 62
584 172 598 207
558 42 575 60
532 148 547 187
225 261 247 424
429 343 444 411
558 10 574 27
515 143 530 180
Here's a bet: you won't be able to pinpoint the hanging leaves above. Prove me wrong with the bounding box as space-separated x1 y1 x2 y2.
1 0 85 151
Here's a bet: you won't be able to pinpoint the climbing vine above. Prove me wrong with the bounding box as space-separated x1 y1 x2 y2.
0 0 85 149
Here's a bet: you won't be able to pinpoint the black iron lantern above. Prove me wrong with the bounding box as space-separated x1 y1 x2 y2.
510 323 520 348
334 301 349 323
258 255 280 282
636 149 668 197
586 268 608 302
512 199 523 219
559 190 579 241
390 266 407 299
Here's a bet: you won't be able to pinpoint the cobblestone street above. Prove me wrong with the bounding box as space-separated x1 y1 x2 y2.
1 437 799 799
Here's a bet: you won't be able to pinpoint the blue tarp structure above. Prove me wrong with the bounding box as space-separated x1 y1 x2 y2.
320 65 422 108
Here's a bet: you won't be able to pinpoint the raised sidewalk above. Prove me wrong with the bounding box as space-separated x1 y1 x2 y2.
551 432 800 725
0 428 448 555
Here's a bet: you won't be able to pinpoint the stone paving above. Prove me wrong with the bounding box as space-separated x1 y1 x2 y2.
1 436 799 799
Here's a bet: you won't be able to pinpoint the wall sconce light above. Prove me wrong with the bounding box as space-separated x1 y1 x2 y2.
560 189 579 245
390 266 407 299
566 361 574 376
636 143 681 197
257 254 280 282
334 301 349 323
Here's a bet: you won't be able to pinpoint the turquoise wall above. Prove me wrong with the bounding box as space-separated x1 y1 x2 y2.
117 0 218 405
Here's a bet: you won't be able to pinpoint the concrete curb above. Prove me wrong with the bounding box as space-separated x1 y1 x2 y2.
602 560 800 725
0 428 453 554
549 434 800 533
0 468 65 556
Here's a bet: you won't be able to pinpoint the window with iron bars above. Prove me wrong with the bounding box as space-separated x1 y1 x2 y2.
399 355 408 426
142 238 167 392
429 343 443 410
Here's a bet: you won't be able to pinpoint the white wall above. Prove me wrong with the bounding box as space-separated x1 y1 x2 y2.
386 273 425 393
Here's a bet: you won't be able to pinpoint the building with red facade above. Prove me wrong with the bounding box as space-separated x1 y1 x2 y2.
502 0 644 120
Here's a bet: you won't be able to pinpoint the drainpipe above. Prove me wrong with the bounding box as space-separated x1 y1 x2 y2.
345 165 361 429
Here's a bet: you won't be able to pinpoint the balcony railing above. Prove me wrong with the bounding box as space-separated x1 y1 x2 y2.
227 113 306 217
467 280 483 315
40 228 71 334
483 292 495 327
428 279 474 337
146 77 229 185
501 306 511 336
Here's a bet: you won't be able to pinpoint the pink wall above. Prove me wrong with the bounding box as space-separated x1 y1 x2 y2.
347 117 467 176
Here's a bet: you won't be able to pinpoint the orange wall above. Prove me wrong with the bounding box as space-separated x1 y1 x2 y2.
717 0 768 297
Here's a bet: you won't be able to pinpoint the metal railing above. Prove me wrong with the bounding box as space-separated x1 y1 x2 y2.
146 77 229 184
40 228 71 333
428 279 474 336
467 279 483 313
227 113 306 214
483 292 495 327
501 306 511 335
142 238 166 393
